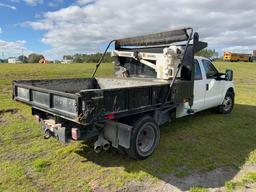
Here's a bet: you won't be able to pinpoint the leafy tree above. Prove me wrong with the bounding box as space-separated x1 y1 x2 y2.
18 55 28 63
195 49 217 58
64 52 112 63
28 53 44 63
54 60 61 63
73 57 83 63
63 55 73 60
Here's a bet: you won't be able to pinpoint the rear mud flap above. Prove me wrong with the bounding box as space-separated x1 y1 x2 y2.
103 120 132 149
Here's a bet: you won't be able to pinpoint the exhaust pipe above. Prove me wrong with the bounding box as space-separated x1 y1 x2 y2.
102 139 110 151
94 139 103 153
94 135 111 153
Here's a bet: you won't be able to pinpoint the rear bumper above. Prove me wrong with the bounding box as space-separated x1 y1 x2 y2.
35 114 98 143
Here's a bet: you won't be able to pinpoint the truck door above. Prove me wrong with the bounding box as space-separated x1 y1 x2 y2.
192 59 205 112
201 59 223 108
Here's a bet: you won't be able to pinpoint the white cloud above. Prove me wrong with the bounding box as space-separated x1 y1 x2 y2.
23 0 43 6
221 46 252 54
0 27 2 34
47 0 64 7
0 3 16 10
25 0 256 58
0 39 32 58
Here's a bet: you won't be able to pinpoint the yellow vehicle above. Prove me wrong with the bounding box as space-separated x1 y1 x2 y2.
223 52 252 62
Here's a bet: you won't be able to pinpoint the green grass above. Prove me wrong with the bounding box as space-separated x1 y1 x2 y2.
225 172 256 191
0 61 256 191
32 158 51 172
189 187 209 192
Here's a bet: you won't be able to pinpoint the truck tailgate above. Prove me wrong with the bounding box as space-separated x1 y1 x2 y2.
13 81 80 120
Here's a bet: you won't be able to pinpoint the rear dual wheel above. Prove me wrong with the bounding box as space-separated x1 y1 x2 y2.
127 116 160 160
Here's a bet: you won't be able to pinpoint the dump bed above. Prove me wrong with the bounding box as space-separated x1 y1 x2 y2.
13 77 189 125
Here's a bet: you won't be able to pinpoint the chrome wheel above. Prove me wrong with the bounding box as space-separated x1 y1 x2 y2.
223 95 232 112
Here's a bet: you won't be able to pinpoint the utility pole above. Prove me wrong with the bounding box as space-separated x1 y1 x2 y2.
21 48 24 63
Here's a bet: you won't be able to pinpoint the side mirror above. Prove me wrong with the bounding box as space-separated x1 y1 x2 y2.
225 69 233 81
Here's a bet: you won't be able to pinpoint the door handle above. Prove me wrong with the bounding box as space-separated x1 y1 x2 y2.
206 84 209 91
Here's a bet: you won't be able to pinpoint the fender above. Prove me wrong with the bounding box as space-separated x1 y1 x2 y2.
220 81 235 104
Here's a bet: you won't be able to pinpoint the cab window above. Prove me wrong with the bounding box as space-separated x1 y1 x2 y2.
194 59 202 80
202 59 218 79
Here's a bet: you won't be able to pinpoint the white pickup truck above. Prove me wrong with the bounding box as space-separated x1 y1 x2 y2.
176 56 235 118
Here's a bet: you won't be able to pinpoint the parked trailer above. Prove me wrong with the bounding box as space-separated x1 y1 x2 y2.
13 28 235 159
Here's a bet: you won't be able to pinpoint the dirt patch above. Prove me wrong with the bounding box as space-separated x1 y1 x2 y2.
243 182 256 192
240 164 256 172
24 168 51 192
0 149 38 161
0 108 19 115
0 86 12 95
89 179 108 192
17 114 28 121
117 178 181 192
118 180 149 192
0 115 6 124
159 167 237 191
0 108 27 122
116 167 238 192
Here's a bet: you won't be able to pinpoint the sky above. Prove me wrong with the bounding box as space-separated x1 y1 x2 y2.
0 0 256 60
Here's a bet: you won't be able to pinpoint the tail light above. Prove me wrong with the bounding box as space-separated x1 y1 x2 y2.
71 128 80 140
104 113 115 120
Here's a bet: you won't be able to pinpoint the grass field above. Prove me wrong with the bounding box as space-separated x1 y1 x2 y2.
0 61 256 192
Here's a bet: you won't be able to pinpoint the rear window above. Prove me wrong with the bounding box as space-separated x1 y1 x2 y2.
194 59 202 80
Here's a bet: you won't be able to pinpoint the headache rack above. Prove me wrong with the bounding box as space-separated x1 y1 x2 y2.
115 28 189 47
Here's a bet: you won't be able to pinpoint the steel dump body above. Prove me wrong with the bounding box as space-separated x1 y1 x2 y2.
12 28 211 159
13 78 192 125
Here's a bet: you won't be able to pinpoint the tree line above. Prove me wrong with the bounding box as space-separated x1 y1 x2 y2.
19 53 45 63
0 52 112 63
63 52 112 63
195 48 218 58
0 49 219 64
0 53 45 63
66 49 218 63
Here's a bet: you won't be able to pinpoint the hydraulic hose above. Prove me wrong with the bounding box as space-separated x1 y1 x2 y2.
91 40 116 78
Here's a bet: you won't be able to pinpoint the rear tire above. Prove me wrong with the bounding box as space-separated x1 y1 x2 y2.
218 91 234 114
127 116 160 160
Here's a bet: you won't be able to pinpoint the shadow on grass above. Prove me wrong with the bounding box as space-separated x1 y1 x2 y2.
75 104 256 191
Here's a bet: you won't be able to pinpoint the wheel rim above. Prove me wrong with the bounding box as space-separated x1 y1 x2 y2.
136 123 156 154
223 96 232 111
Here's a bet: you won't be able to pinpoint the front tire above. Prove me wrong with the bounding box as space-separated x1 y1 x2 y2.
218 91 234 114
127 116 160 160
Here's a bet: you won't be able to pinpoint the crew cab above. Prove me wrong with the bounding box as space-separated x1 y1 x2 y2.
177 56 234 118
